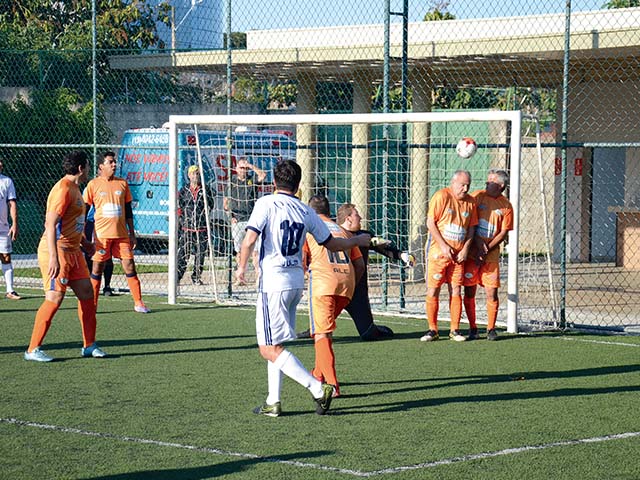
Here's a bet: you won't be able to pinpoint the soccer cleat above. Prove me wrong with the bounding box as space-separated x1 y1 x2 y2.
400 252 416 268
296 328 311 339
467 328 480 341
314 383 336 415
449 330 467 342
419 330 439 342
81 343 107 358
6 291 21 300
102 287 114 296
192 278 204 286
487 329 499 341
134 303 151 314
24 347 53 362
253 402 282 417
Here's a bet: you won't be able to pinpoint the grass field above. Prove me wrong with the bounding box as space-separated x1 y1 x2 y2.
1 290 639 479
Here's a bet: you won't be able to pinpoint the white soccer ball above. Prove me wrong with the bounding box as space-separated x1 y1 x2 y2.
456 137 478 159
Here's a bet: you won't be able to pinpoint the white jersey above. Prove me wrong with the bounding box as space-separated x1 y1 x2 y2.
0 174 17 235
247 192 331 293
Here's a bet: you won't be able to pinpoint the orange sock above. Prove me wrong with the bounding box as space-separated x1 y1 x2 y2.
126 273 143 305
426 296 439 332
450 295 462 331
464 297 477 329
28 300 60 352
78 298 97 348
90 275 101 307
487 299 499 330
314 336 338 389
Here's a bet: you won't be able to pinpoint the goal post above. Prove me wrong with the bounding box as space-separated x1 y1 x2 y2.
166 110 529 333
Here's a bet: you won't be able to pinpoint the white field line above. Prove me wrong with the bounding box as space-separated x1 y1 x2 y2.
556 336 640 347
2 418 639 477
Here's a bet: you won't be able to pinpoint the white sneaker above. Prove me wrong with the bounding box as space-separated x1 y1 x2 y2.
449 330 467 342
134 304 151 314
81 343 107 358
24 347 54 362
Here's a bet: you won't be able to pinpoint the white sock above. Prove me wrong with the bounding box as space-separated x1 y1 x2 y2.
2 263 13 292
265 361 282 405
274 349 323 398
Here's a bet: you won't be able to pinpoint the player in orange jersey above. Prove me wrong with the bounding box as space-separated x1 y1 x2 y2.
463 169 514 341
83 151 150 313
303 195 365 397
422 170 478 343
24 151 107 362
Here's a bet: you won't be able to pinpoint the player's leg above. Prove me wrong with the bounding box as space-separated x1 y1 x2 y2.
255 290 334 415
0 235 19 299
310 295 343 392
463 259 480 339
423 257 448 341
480 262 501 340
90 237 110 306
193 230 208 284
102 258 114 295
117 238 149 313
448 263 466 341
68 252 105 357
176 230 189 283
25 244 66 361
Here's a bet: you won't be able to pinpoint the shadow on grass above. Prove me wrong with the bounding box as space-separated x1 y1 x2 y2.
81 450 335 480
335 363 640 413
0 334 255 356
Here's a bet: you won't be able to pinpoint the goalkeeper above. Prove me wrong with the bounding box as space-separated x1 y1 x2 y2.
337 203 414 340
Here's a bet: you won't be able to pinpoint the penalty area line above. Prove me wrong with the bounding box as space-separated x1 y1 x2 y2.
3 418 638 477
368 431 640 476
0 417 368 477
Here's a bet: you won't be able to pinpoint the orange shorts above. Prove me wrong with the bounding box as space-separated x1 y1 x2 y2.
463 260 500 288
38 240 90 292
310 295 350 335
426 256 465 288
93 237 134 262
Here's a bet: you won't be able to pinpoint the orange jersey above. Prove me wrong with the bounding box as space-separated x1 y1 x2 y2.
304 215 362 298
471 190 514 262
427 187 478 257
83 176 133 239
43 178 85 250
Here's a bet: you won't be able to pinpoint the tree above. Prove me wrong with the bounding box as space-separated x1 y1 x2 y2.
423 1 456 21
602 0 640 7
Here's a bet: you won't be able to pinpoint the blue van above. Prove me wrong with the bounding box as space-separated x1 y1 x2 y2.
116 127 296 248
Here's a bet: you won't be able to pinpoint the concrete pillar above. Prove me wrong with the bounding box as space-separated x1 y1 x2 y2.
351 73 372 228
408 72 433 281
296 75 316 202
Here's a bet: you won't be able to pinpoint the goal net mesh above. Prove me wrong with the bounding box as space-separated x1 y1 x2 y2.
166 111 558 333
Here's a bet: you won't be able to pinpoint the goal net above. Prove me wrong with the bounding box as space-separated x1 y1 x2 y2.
165 111 558 334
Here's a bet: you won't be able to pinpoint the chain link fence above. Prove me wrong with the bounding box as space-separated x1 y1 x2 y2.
1 1 639 332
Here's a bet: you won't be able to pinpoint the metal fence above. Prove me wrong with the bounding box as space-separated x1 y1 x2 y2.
1 1 639 332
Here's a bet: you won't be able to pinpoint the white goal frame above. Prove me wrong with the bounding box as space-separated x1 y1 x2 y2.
167 111 523 333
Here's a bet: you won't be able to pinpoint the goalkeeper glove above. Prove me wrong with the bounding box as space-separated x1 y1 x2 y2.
370 236 391 248
400 252 416 268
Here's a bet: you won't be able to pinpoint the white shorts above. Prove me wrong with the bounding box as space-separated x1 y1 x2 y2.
0 234 12 254
232 220 249 253
255 289 303 346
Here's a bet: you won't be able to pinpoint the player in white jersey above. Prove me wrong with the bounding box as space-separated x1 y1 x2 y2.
0 158 20 300
236 160 371 417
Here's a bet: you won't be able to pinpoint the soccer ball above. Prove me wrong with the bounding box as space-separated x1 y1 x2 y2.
456 137 478 159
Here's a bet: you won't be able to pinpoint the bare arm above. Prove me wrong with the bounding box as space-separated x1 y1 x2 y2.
8 199 17 241
324 233 371 252
43 211 61 280
235 229 259 284
250 163 267 182
427 217 454 261
456 225 475 263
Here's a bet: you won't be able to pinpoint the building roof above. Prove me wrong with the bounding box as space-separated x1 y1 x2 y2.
110 7 640 88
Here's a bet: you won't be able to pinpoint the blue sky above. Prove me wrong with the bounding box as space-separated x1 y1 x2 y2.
227 0 607 32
